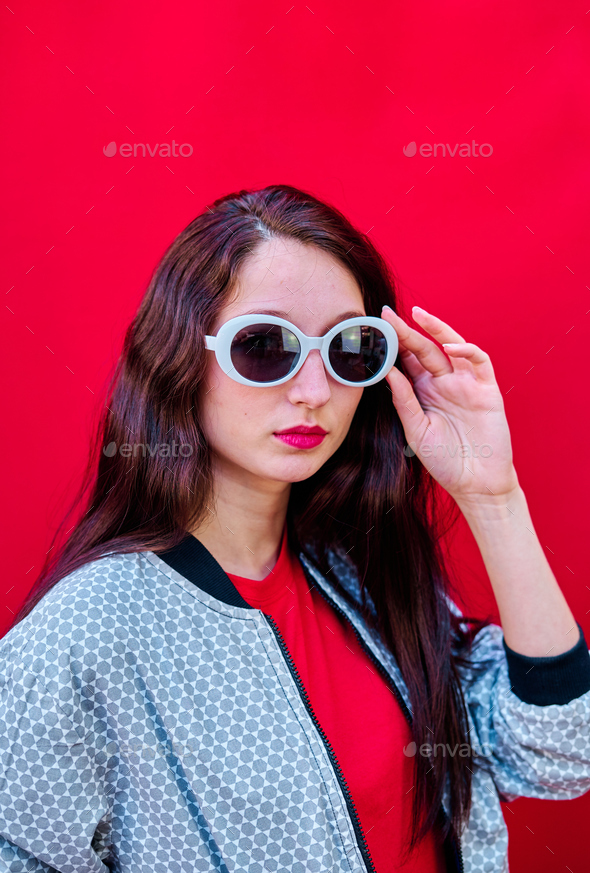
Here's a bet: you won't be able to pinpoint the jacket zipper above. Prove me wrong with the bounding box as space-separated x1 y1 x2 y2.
263 612 378 873
267 561 465 873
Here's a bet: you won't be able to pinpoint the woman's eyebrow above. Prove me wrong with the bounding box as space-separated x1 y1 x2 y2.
240 309 366 331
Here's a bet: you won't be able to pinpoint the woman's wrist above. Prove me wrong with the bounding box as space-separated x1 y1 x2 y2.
452 478 524 526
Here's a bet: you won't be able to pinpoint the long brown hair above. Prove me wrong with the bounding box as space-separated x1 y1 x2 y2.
13 184 486 853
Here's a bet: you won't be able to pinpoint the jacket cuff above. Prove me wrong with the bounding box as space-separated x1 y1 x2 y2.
503 623 590 706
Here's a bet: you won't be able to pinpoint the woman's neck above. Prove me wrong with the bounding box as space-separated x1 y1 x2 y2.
189 467 291 580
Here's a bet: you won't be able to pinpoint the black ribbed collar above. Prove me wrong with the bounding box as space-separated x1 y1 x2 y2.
158 532 254 609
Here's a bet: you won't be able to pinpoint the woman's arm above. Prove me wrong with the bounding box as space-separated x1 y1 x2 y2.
455 484 578 656
380 303 583 658
454 620 590 802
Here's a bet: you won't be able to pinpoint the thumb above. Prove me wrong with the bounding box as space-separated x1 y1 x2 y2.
384 366 427 445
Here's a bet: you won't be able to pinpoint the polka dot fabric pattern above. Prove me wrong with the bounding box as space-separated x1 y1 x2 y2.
0 548 588 873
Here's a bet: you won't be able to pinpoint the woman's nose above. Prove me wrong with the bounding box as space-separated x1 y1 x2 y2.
286 349 332 404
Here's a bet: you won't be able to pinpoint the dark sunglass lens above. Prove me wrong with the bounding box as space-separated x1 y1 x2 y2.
230 323 301 382
329 325 387 382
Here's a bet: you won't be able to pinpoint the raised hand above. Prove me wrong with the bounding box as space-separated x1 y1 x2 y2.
381 304 519 505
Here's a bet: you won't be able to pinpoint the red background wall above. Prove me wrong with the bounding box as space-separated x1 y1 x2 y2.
2 1 589 868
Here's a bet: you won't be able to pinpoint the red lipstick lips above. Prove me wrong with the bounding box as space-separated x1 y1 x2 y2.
273 424 328 448
274 425 328 435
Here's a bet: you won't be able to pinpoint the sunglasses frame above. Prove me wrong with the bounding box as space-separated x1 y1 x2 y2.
204 314 399 387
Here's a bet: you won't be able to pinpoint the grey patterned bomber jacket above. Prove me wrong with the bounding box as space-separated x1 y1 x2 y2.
1 535 590 873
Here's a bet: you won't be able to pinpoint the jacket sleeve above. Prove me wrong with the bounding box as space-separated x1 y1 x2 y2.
0 645 112 873
456 619 590 803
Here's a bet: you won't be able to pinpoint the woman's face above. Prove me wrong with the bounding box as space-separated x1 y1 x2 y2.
198 236 366 488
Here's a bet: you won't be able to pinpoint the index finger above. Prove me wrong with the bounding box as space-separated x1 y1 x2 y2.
411 306 467 344
381 306 454 377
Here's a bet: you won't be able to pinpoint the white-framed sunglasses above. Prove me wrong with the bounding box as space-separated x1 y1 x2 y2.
204 314 399 387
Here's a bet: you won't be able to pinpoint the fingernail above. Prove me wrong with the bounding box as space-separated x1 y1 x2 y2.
382 304 393 313
412 305 426 313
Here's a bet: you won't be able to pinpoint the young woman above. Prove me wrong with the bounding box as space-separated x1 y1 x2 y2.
1 185 589 873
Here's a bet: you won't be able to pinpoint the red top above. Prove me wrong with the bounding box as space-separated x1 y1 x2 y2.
226 525 446 872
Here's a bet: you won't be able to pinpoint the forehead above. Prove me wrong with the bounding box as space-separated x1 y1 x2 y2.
220 237 365 330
